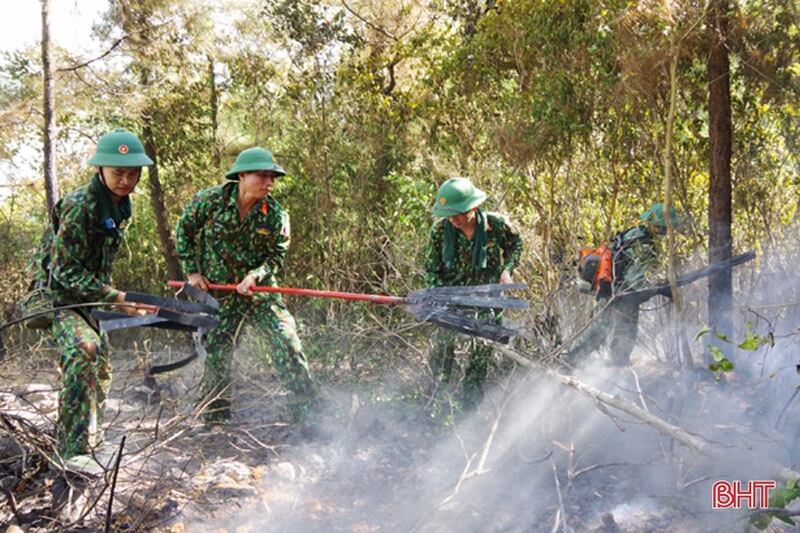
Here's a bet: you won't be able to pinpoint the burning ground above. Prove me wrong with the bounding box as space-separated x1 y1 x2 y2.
1 259 799 532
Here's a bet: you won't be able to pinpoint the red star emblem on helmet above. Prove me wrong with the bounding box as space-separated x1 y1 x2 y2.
118 144 129 154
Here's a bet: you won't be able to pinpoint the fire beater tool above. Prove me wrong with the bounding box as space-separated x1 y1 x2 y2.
167 280 529 343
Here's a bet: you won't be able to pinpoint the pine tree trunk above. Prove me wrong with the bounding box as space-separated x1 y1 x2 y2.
142 117 182 281
707 0 734 339
41 0 58 220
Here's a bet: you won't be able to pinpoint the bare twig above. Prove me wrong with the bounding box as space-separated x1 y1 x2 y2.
57 20 173 72
1 484 23 524
58 35 129 72
550 461 569 533
104 436 126 533
340 0 396 40
630 368 671 462
411 386 513 532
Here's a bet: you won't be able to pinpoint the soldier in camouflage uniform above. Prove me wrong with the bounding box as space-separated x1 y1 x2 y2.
175 147 313 424
425 177 523 411
26 129 154 464
567 203 678 366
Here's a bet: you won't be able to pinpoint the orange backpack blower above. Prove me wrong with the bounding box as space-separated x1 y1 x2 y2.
577 243 615 297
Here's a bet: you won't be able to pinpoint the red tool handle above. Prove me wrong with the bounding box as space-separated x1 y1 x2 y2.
167 281 407 306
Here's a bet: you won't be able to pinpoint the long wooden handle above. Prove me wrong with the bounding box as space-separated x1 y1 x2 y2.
167 280 407 305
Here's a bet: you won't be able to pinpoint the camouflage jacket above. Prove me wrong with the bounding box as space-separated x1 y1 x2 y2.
175 182 290 287
611 225 658 293
29 180 126 304
424 212 523 287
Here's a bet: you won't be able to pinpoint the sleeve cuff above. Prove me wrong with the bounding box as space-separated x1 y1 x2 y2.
247 266 271 283
100 287 121 303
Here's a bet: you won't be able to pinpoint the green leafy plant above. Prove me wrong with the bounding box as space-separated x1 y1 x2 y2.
737 331 773 352
708 345 734 379
749 478 800 529
694 323 773 380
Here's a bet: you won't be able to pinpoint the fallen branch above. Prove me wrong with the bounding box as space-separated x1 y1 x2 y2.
491 342 714 455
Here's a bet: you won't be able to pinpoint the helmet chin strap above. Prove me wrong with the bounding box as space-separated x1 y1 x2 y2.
97 167 140 197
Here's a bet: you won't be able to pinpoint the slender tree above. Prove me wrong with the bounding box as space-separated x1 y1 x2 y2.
707 0 734 338
141 109 182 281
117 0 183 280
41 0 58 220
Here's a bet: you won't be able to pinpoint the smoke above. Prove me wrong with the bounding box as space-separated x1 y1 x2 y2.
186 243 800 532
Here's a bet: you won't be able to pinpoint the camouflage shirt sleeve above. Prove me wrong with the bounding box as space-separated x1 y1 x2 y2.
424 221 446 288
247 209 290 283
175 191 208 276
51 196 119 302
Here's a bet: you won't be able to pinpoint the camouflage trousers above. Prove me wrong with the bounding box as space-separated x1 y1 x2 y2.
51 309 111 460
567 293 650 366
201 294 314 422
428 309 501 413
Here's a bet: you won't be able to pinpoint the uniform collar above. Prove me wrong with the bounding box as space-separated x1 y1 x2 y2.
225 182 269 217
91 173 131 231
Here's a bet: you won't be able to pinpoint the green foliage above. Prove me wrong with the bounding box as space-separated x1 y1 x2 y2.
698 322 775 380
714 331 733 343
738 331 772 351
749 478 800 530
708 345 734 380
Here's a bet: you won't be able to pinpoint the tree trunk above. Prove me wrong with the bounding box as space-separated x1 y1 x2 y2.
208 55 220 171
707 0 734 340
663 35 693 370
663 37 683 313
141 118 182 281
41 0 58 220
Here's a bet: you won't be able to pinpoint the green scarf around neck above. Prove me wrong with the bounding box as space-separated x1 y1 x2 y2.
91 173 132 231
442 208 488 270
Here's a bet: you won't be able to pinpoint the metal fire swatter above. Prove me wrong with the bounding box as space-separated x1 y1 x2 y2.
90 284 221 375
617 251 756 301
167 281 529 342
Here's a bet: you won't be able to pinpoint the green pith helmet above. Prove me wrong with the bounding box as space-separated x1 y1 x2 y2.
640 202 679 227
87 129 154 167
225 147 286 180
431 177 487 217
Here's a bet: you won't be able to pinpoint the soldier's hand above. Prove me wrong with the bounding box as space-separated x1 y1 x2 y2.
500 270 513 284
187 273 210 291
114 291 156 316
236 274 258 296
